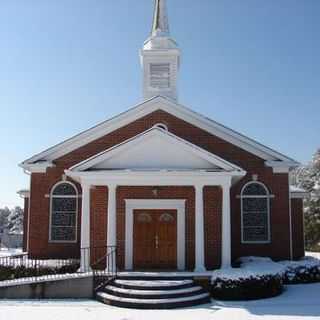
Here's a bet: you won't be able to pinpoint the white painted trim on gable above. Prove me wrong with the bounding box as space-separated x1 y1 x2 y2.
125 199 186 271
68 127 245 173
21 96 299 167
265 160 297 173
20 161 55 173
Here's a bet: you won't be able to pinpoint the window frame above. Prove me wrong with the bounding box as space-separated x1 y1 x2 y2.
240 181 271 244
49 181 78 244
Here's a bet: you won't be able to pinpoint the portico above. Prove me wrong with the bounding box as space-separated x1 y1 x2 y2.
66 127 246 272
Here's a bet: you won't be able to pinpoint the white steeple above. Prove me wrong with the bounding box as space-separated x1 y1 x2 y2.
151 0 170 37
140 0 181 102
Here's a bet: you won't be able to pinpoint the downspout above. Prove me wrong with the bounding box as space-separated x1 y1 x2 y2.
23 169 31 253
288 174 293 260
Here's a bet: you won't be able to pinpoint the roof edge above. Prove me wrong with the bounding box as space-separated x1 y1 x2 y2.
21 95 299 167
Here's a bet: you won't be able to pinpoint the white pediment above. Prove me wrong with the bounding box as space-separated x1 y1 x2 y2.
94 134 214 170
70 127 244 173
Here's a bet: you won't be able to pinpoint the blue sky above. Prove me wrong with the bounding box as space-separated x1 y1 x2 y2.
0 0 319 207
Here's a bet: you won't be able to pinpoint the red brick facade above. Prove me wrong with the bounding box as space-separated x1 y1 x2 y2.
291 198 305 259
26 109 304 265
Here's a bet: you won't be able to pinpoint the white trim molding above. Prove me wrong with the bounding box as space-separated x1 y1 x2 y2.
79 183 92 272
124 199 186 271
20 161 55 173
265 160 299 173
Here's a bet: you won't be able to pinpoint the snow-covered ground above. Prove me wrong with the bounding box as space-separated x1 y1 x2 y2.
307 251 320 259
0 283 319 320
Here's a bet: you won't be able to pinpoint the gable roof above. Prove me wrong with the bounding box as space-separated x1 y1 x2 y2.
20 96 299 170
69 127 245 174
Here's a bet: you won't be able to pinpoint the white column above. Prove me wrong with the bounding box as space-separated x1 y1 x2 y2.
80 183 91 272
194 184 206 272
221 181 232 268
106 184 117 271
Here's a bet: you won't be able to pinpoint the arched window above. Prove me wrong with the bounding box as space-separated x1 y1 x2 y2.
152 123 168 131
241 182 271 243
50 181 78 242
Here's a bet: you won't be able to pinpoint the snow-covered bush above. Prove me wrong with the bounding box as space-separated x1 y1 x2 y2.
0 263 79 281
280 256 320 284
211 257 284 300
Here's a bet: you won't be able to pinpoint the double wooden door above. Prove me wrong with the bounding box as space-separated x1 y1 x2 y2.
133 209 177 270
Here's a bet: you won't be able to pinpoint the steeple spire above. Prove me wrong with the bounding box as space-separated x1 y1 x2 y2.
152 0 170 37
140 0 181 101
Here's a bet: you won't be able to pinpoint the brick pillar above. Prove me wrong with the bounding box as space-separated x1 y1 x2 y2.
90 186 108 269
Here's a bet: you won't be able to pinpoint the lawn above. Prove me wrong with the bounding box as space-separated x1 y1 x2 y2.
0 283 319 320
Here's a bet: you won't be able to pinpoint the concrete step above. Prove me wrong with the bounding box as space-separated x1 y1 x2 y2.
104 283 205 299
96 278 211 309
113 279 194 290
96 291 211 309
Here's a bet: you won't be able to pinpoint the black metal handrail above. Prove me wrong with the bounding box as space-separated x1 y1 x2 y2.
90 246 117 292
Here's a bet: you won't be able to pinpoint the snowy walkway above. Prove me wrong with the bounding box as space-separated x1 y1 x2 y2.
0 283 319 320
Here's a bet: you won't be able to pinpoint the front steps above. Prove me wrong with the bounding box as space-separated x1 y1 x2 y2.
96 278 211 309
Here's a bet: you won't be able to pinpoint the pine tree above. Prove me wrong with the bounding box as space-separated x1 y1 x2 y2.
292 149 320 250
7 206 24 234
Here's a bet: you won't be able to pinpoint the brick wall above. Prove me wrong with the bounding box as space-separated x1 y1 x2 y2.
28 173 82 259
204 186 222 270
90 186 108 266
231 172 291 261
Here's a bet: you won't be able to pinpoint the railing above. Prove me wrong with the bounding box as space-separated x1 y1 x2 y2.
0 252 80 282
0 246 117 288
81 246 117 292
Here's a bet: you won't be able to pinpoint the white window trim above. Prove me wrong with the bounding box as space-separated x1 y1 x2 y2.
240 181 271 244
49 181 78 244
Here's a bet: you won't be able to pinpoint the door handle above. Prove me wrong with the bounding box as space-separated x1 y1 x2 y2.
155 235 159 249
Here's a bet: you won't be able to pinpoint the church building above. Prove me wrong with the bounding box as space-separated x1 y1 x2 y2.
19 0 306 272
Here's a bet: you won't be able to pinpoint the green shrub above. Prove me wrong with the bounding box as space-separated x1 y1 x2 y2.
211 274 283 300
